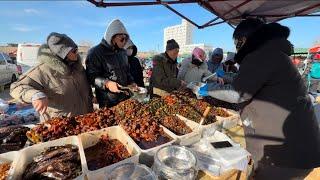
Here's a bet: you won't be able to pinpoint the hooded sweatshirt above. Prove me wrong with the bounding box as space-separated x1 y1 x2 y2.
126 41 144 87
178 47 214 84
86 19 134 108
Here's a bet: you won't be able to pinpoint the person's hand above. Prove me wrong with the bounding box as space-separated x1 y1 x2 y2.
32 97 48 114
105 81 120 93
128 83 139 92
198 84 209 97
180 80 187 87
217 77 224 85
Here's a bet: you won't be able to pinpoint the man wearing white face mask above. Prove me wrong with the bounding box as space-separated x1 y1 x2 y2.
125 40 144 87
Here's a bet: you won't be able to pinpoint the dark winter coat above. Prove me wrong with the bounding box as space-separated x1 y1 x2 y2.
208 23 320 169
85 39 134 107
128 45 144 87
150 53 181 93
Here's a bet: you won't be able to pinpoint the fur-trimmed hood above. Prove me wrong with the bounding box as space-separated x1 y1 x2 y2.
37 44 83 75
235 23 293 64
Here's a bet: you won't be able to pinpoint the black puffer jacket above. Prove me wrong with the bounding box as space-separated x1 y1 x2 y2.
128 45 144 87
86 39 134 107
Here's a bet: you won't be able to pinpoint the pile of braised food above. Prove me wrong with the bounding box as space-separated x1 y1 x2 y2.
26 89 231 143
23 144 82 180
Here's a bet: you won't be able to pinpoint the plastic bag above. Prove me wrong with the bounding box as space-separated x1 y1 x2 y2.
189 131 250 176
0 98 9 113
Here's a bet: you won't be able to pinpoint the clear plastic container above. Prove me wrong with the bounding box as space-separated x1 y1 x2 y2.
108 163 157 180
152 145 198 180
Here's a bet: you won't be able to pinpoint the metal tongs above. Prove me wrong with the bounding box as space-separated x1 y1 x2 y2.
202 72 217 83
118 85 147 96
118 85 135 96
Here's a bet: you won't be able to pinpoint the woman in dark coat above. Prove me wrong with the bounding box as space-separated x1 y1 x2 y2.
126 42 144 87
198 19 320 178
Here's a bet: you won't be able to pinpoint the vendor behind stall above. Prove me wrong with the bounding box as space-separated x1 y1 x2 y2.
10 32 93 122
178 47 224 84
197 19 320 177
150 39 186 96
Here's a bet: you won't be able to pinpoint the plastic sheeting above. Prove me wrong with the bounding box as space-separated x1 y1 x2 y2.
202 0 320 25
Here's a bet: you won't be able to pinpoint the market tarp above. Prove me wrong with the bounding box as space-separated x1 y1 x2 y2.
88 0 320 28
201 0 320 25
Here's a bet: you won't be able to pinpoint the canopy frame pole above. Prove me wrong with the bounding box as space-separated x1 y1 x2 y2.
163 4 201 28
201 0 252 28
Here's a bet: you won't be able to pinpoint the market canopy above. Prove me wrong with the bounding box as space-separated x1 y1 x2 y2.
87 0 320 28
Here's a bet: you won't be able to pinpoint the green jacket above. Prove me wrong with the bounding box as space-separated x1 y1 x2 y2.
150 53 181 93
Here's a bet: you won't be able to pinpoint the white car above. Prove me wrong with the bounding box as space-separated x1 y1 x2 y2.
0 52 21 86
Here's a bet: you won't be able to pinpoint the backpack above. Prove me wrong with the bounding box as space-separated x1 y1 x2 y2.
310 62 320 79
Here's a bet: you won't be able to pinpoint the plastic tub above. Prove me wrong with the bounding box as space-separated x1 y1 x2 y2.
108 163 157 180
78 126 141 180
152 145 198 180
10 136 84 180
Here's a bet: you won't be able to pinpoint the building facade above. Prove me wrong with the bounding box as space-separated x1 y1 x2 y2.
163 19 212 55
164 19 194 51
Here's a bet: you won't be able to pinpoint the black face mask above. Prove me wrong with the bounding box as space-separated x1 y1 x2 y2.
192 58 203 66
235 38 245 52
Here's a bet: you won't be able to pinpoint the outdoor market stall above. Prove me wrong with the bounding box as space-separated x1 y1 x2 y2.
0 88 250 179
1 1 320 179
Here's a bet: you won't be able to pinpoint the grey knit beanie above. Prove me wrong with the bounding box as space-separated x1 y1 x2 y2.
47 32 78 59
166 39 179 51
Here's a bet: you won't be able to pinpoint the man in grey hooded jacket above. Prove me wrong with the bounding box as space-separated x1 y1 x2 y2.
86 19 137 108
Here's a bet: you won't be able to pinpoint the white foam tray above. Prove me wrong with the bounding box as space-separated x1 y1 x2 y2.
0 151 20 180
174 114 203 146
78 126 141 180
215 108 241 129
177 108 240 130
119 125 177 166
10 136 85 180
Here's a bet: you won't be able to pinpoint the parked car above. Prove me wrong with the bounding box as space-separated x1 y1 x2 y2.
0 52 20 86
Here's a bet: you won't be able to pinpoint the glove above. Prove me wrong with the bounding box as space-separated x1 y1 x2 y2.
217 69 225 78
198 84 209 97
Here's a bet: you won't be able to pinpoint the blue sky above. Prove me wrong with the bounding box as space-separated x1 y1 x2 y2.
0 1 319 52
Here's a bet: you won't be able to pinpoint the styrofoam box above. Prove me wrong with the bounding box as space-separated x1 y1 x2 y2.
78 126 141 180
175 114 203 146
178 108 240 130
123 126 177 166
10 136 85 180
0 151 20 180
215 109 241 129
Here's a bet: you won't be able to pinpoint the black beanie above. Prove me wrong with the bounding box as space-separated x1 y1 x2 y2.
166 39 179 51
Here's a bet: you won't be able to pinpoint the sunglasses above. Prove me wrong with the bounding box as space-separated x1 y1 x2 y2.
116 34 129 43
71 48 78 53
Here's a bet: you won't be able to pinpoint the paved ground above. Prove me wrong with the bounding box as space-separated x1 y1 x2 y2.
0 86 12 101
